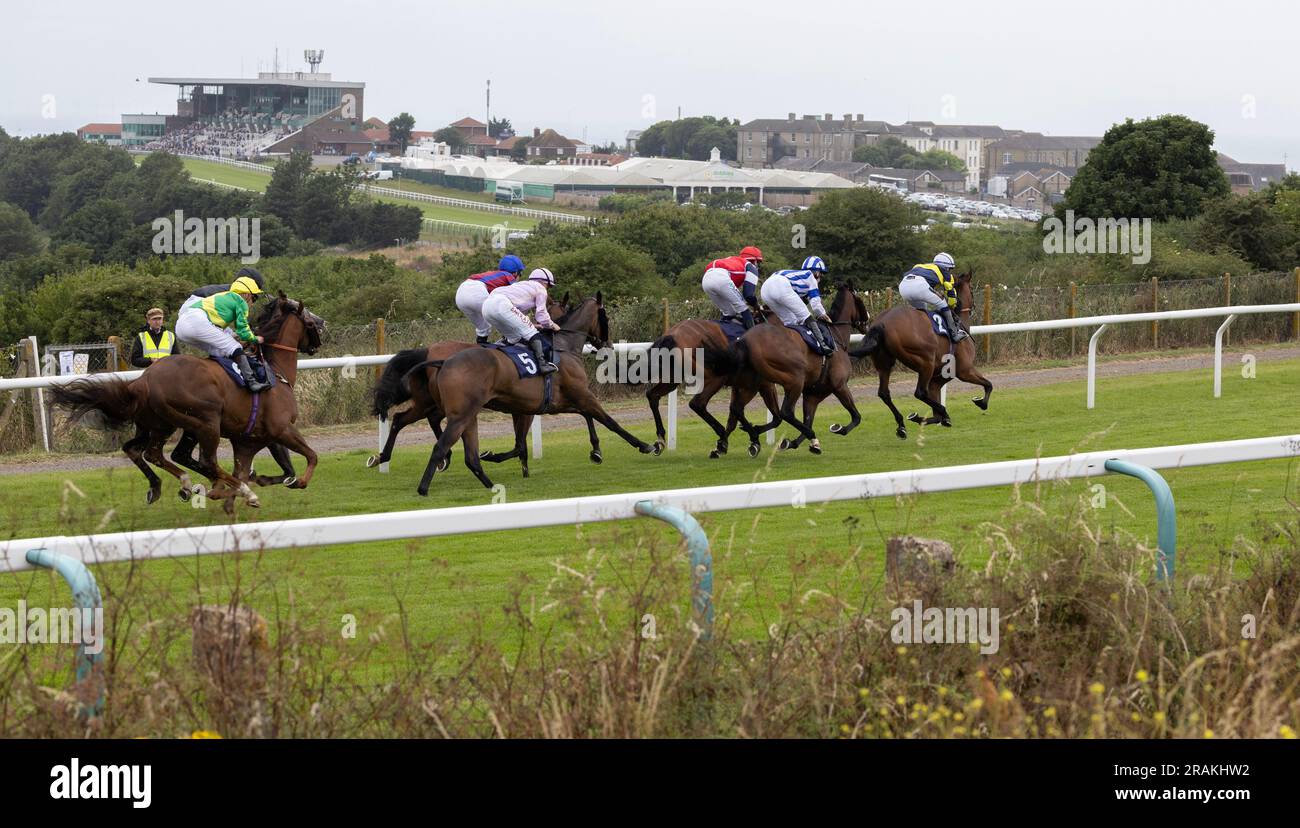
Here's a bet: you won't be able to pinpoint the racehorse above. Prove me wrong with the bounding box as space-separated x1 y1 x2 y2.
645 312 778 460
365 297 575 476
414 293 659 495
704 284 870 454
848 269 993 438
51 296 324 511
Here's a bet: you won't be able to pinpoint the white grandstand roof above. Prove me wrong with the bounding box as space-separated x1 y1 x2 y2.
149 76 364 89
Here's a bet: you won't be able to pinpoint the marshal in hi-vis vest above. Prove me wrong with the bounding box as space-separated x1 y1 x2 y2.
138 329 175 360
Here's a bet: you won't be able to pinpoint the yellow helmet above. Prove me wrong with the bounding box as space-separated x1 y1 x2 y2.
231 276 262 295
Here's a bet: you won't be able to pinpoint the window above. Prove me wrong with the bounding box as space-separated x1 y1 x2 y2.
1002 152 1012 165
746 147 752 159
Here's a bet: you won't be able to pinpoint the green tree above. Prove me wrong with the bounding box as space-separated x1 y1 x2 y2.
434 127 468 154
489 117 513 139
0 201 44 261
1195 192 1297 270
1059 115 1229 221
509 136 531 162
802 187 924 288
851 137 964 171
51 198 133 262
263 150 315 229
387 113 416 153
632 117 737 161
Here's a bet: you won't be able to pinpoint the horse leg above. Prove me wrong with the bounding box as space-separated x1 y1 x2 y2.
417 412 474 497
366 404 426 469
777 382 816 442
251 443 298 486
194 428 258 511
122 427 163 505
908 365 950 427
782 392 827 454
457 417 495 490
143 429 199 502
479 414 529 464
875 361 908 440
828 380 863 437
269 423 318 489
169 430 209 479
429 413 452 473
958 351 994 411
580 414 604 464
687 374 733 458
728 385 765 458
646 381 677 453
921 375 953 426
572 391 659 456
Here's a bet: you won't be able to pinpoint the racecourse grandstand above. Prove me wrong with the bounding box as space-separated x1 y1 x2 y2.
127 64 369 159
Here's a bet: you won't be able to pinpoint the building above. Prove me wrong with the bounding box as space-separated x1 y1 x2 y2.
449 116 489 138
562 152 628 167
983 133 1100 182
737 113 895 168
625 129 643 155
889 122 1007 191
526 128 589 160
76 123 122 145
1217 153 1287 194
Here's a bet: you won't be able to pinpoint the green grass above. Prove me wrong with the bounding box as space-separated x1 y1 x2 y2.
2 358 1298 650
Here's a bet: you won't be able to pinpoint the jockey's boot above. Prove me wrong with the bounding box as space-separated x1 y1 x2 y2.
939 306 968 343
804 318 833 354
234 351 272 392
740 308 756 329
528 336 558 374
475 334 489 345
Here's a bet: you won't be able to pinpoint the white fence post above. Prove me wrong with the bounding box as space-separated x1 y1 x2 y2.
1087 324 1108 410
377 417 390 473
29 336 50 453
1214 314 1238 399
531 415 543 459
667 389 678 450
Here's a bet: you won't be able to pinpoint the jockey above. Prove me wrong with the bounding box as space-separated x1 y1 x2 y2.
457 254 525 344
182 267 266 316
760 255 835 354
175 275 271 392
482 267 561 375
701 245 762 329
899 252 966 343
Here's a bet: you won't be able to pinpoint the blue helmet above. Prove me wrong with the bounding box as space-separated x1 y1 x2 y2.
801 255 827 273
499 254 525 274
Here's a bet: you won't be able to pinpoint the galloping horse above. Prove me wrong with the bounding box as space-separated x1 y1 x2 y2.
644 311 779 460
414 294 659 495
848 270 993 438
52 296 324 511
704 284 870 454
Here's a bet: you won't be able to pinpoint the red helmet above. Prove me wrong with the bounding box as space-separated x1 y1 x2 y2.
739 246 763 263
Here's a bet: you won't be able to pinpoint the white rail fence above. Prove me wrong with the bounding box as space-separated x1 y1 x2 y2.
4 304 1297 459
362 184 587 223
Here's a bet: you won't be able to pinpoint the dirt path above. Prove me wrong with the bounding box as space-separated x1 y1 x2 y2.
4 344 1298 476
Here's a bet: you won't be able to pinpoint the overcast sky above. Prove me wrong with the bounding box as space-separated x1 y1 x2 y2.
2 0 1295 167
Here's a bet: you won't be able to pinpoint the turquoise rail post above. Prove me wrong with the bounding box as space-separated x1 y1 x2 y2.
1103 460 1176 584
634 501 713 640
25 548 104 719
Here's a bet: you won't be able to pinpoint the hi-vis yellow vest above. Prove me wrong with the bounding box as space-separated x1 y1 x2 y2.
138 330 174 360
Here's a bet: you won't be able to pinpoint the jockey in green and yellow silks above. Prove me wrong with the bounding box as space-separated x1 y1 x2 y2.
898 252 967 343
175 275 271 391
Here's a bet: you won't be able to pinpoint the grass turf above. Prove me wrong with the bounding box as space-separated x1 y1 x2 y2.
1 358 1297 647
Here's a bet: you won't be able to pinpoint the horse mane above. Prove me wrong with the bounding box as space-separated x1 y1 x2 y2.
829 283 855 317
253 297 290 338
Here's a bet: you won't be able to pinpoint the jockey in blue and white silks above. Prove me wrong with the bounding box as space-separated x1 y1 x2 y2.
899 251 966 343
482 267 561 374
457 254 525 343
759 255 835 353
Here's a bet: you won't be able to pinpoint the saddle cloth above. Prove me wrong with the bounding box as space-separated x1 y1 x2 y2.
479 339 551 379
716 318 747 343
917 306 949 337
784 322 835 356
210 354 275 389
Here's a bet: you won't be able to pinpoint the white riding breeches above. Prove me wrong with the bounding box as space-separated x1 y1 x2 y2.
701 268 748 317
760 276 811 326
455 280 491 339
482 293 538 344
899 274 948 311
176 307 241 358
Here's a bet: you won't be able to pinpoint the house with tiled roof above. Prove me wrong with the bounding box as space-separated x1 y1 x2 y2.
77 123 122 145
1217 153 1287 194
526 128 589 160
449 116 488 138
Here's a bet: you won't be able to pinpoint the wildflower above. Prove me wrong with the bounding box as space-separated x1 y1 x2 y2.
1089 682 1105 695
1135 669 1150 683
895 695 906 706
1000 667 1012 679
1153 711 1166 724
999 689 1014 702
859 687 869 698
191 730 222 739
1043 707 1057 718
1279 725 1295 739
1204 729 1214 739
840 724 851 734
895 645 908 655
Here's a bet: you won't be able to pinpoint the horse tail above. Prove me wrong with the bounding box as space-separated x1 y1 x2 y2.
399 359 447 397
372 347 430 418
49 377 142 430
849 325 884 360
651 334 677 353
702 338 748 378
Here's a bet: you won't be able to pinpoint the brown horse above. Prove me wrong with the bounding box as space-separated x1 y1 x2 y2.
415 294 659 495
848 270 993 439
704 284 870 454
365 296 571 475
644 316 778 460
52 296 324 511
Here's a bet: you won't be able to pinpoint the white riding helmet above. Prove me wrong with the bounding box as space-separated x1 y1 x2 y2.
934 252 955 271
528 267 555 286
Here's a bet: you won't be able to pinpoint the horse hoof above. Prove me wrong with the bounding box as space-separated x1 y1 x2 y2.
246 496 261 509
284 476 298 488
708 450 721 460
522 468 530 478
895 427 907 440
178 486 192 502
906 412 923 424
145 488 159 505
479 449 491 459
437 458 450 473
416 486 429 497
809 440 822 455
365 454 380 468
972 398 988 411
941 420 953 428
779 438 793 451
654 439 666 453
714 441 727 456
590 450 603 464
829 423 843 434
652 443 663 456
748 442 760 458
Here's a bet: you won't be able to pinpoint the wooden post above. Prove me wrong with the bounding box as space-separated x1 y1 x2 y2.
0 342 31 438
1150 276 1159 349
1069 282 1077 356
375 318 386 380
982 283 992 360
662 298 670 335
1223 272 1232 347
1293 267 1299 341
885 287 893 307
106 335 128 371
